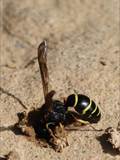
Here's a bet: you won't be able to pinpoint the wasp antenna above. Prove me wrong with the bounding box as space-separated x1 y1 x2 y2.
38 41 49 102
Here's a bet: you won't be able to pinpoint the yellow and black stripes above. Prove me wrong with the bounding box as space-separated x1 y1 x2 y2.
73 93 78 107
65 94 101 123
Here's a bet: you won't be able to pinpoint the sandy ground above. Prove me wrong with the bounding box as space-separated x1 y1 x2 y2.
0 0 120 159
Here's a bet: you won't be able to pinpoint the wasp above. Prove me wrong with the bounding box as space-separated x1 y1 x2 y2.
11 40 101 152
64 93 101 124
37 40 101 136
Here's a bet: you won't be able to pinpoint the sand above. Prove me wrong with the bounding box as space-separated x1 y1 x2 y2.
0 0 120 159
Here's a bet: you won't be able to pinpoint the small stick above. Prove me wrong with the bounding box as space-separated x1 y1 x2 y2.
0 87 27 109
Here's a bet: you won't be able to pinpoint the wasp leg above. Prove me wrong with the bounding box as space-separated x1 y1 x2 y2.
87 124 103 131
46 122 63 152
70 113 102 131
46 122 56 139
51 123 69 152
59 123 64 132
75 119 90 125
70 113 89 125
59 123 69 146
46 122 69 152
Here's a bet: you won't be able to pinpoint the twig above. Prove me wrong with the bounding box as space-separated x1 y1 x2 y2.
0 87 27 109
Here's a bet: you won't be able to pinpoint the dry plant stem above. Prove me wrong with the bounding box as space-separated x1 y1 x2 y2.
38 41 49 101
0 87 27 109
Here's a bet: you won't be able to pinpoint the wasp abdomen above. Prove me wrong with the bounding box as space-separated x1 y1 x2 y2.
65 94 101 123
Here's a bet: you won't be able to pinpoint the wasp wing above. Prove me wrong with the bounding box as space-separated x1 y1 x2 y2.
38 40 49 101
38 41 56 112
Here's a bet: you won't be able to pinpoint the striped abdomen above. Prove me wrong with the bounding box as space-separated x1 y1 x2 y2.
65 94 101 123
